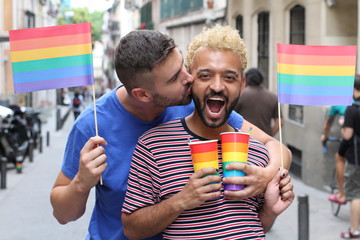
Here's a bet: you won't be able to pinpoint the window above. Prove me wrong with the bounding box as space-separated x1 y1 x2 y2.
288 5 305 124
288 145 302 178
25 10 35 28
140 2 153 29
257 11 269 88
235 15 243 38
160 0 203 19
290 5 305 44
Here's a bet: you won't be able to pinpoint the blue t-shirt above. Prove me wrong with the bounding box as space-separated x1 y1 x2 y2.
62 86 243 240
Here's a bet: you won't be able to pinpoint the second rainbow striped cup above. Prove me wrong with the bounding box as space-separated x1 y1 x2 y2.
220 132 250 191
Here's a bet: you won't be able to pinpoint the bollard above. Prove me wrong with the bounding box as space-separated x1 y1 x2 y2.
29 139 34 163
56 108 61 131
46 131 50 146
298 194 309 240
39 135 43 153
0 157 6 189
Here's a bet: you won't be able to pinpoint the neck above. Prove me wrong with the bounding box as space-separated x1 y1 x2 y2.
185 112 235 140
116 87 165 121
354 91 360 100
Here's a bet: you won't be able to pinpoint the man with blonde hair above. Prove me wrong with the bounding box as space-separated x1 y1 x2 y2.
122 25 294 239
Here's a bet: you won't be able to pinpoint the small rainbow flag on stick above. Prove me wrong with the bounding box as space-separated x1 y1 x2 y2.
277 44 357 106
9 23 94 93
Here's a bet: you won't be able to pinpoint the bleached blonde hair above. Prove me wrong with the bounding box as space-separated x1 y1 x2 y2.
186 25 247 74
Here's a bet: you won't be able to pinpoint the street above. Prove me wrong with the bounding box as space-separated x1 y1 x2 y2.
0 109 95 240
0 108 351 240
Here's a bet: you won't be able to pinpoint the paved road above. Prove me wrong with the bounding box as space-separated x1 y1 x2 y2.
0 111 95 240
0 108 351 239
267 176 350 240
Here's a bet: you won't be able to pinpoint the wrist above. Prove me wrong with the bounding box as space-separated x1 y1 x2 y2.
73 175 91 195
170 193 188 214
260 204 278 219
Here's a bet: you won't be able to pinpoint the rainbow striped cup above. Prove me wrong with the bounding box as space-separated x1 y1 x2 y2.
189 139 219 174
220 132 250 191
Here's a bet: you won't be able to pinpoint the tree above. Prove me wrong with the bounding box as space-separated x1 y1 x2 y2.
57 8 104 43
90 11 103 43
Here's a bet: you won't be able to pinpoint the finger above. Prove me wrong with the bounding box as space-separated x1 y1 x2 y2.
224 185 255 200
202 183 222 193
194 167 219 178
82 145 106 165
225 162 249 172
90 160 108 177
279 175 291 188
280 169 289 179
281 189 295 202
90 151 108 168
280 182 294 195
203 189 222 201
90 146 107 160
194 175 221 188
82 136 107 152
223 175 254 185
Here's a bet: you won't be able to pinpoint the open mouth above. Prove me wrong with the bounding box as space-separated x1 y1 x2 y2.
206 97 225 116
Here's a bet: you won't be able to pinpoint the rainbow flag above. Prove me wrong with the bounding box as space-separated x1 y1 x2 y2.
277 44 357 106
9 23 94 93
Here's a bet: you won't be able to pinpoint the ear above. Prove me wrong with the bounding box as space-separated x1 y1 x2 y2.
240 76 246 94
131 88 153 103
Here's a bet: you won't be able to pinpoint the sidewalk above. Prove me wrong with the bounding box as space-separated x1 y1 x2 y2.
267 176 350 240
0 109 95 240
0 107 352 239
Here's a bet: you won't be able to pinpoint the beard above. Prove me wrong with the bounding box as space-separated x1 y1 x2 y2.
151 83 192 107
193 91 239 128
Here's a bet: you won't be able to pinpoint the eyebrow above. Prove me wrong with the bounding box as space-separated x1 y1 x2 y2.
196 68 211 74
224 70 239 77
197 68 239 77
167 58 184 83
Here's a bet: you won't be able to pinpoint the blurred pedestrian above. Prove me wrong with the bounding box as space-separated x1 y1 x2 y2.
235 68 283 136
340 76 360 239
324 105 348 205
70 91 83 120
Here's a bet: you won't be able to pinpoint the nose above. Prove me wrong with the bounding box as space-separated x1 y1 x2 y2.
182 69 194 85
210 75 225 92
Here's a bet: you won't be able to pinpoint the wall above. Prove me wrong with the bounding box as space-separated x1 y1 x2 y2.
226 0 358 190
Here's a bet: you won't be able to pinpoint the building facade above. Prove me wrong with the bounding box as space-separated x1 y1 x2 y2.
0 0 60 112
129 0 359 190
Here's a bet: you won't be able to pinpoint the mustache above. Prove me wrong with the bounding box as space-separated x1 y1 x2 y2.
204 90 228 102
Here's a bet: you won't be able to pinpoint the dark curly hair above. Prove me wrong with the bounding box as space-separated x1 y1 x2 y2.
245 68 264 86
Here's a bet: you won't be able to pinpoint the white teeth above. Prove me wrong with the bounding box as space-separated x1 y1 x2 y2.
209 97 224 101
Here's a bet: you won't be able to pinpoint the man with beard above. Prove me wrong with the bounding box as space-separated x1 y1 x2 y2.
51 30 291 240
121 25 294 239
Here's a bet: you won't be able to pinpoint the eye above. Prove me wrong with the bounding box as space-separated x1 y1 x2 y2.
224 75 236 81
199 73 211 80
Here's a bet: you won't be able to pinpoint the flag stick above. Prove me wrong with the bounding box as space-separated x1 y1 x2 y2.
277 102 284 169
92 84 103 185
